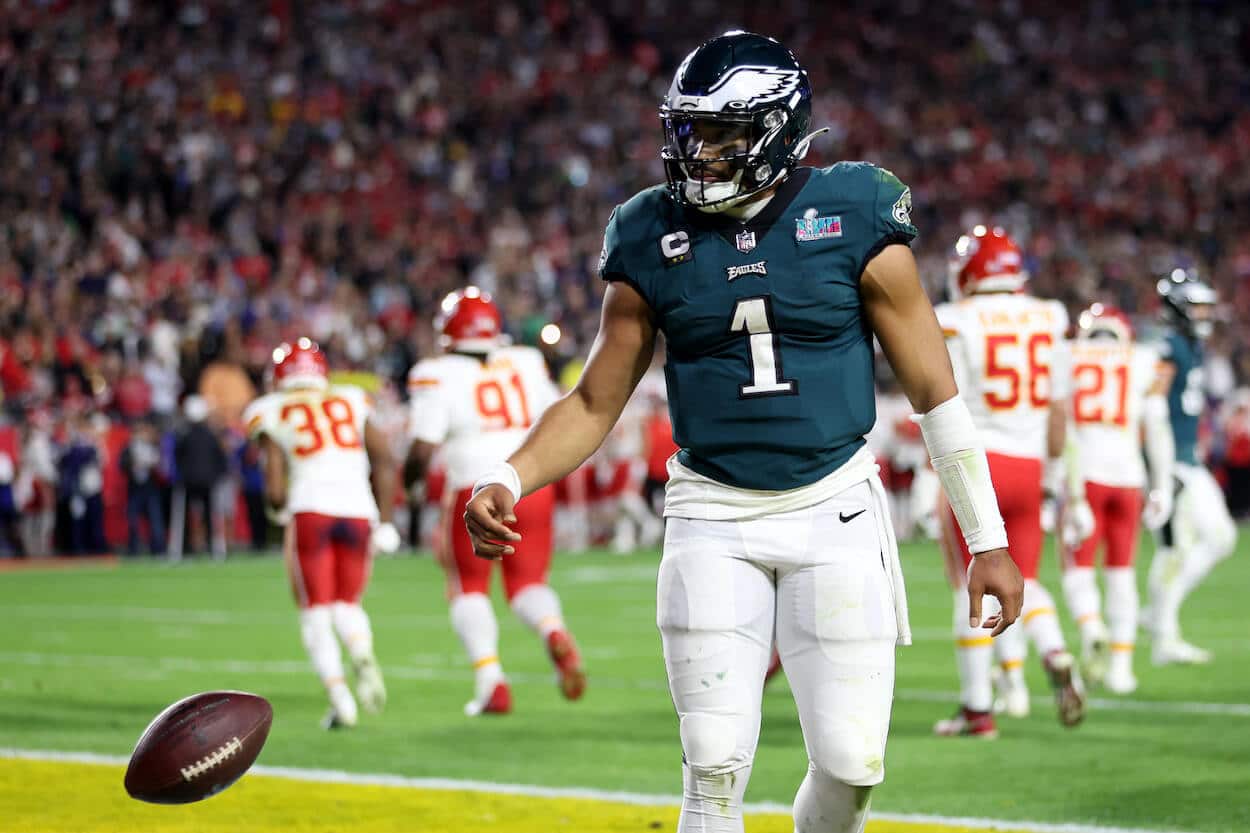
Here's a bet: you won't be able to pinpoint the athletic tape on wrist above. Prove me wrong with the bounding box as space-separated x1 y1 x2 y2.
914 396 1009 554
472 462 522 504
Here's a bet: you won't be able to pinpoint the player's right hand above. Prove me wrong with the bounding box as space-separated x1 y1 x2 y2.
1142 488 1173 531
966 549 1024 637
464 484 522 560
265 503 291 528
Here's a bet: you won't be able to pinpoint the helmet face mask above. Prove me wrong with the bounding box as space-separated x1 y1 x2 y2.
660 32 816 213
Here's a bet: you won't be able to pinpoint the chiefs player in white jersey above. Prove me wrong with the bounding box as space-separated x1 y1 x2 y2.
403 288 585 716
244 338 399 729
1061 304 1173 693
932 226 1084 737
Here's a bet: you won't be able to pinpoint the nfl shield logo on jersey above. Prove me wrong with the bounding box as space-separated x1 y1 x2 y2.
735 230 757 253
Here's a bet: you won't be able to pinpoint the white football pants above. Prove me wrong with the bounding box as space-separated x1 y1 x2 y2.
1149 463 1237 639
659 480 897 833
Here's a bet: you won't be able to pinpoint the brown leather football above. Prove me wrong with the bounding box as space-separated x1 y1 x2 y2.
124 691 272 804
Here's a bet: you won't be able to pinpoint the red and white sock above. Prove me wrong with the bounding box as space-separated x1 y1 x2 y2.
953 590 993 712
1104 567 1137 666
1022 579 1066 657
1062 567 1105 643
510 584 565 639
331 601 375 665
301 605 357 723
451 593 505 699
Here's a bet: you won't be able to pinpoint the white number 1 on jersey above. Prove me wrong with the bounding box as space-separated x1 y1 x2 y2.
730 297 796 397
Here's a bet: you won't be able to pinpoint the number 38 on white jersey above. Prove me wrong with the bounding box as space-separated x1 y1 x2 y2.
244 385 379 521
406 346 560 491
935 294 1071 460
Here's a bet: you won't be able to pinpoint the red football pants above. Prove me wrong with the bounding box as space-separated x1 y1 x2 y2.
287 512 372 608
1070 482 1142 569
447 485 555 600
948 453 1044 579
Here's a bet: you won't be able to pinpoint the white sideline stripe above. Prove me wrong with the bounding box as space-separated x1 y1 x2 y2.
0 747 1199 833
3 650 1249 718
4 604 447 628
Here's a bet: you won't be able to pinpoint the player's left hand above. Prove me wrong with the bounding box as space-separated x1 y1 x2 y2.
371 521 401 554
1040 497 1058 534
1062 499 1096 548
464 484 522 560
966 549 1023 637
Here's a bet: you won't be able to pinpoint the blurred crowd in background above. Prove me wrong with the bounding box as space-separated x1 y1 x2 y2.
1 1 1249 556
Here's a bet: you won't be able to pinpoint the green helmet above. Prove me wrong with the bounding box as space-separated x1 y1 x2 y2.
660 31 818 213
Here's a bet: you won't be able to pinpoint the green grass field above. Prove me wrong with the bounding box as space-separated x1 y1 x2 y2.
1 531 1247 832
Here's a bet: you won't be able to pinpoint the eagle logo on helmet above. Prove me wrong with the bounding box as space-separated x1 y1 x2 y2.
659 31 818 213
707 66 803 109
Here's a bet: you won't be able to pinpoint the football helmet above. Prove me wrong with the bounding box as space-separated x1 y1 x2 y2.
1157 267 1218 340
1077 303 1134 343
272 337 329 390
437 287 502 353
947 226 1026 299
660 31 821 212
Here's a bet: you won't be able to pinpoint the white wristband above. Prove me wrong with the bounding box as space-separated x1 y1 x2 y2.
472 462 522 505
913 396 1009 555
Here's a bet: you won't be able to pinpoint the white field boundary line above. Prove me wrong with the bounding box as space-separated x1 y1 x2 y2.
3 650 1248 718
10 605 1250 646
0 747 1202 833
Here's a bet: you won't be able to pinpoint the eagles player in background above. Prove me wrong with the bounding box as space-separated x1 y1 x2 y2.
466 32 1023 833
1146 269 1237 665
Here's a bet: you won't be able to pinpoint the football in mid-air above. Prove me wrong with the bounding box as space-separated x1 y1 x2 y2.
124 690 273 804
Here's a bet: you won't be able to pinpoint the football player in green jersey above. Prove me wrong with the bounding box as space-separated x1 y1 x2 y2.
1146 268 1237 665
466 31 1023 833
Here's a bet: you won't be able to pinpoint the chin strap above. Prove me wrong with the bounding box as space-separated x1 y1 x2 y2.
791 127 830 161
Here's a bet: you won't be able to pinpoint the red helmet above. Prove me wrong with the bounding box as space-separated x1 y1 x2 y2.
436 287 502 352
271 337 328 390
1077 302 1134 343
948 226 1027 299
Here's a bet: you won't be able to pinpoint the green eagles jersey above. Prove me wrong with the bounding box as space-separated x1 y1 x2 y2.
1158 329 1204 466
599 163 917 490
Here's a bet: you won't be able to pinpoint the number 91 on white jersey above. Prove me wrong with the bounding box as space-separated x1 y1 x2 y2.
406 346 560 492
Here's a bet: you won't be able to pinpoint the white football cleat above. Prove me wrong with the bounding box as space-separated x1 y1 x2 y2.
1104 665 1138 695
1081 623 1111 687
355 657 387 715
991 666 1030 718
1152 637 1211 666
322 683 359 729
320 704 359 730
